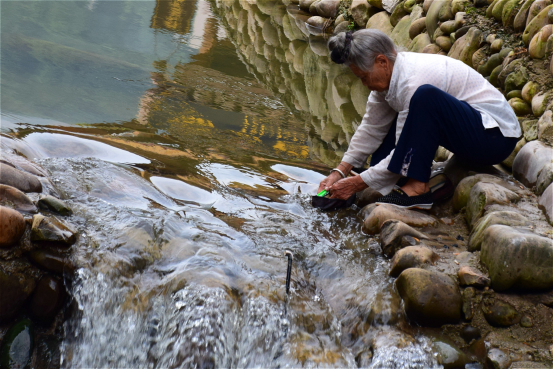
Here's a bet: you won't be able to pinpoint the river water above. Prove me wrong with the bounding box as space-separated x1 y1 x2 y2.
1 1 442 367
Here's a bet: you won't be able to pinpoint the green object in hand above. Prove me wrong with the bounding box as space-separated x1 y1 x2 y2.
317 190 329 197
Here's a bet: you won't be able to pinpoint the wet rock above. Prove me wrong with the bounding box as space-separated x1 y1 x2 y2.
486 348 511 369
523 5 553 45
531 91 552 117
0 185 37 213
468 339 487 362
465 182 520 227
0 319 33 369
0 268 36 321
529 25 553 58
536 162 552 196
448 27 482 66
363 204 437 236
30 214 77 246
468 211 529 251
395 268 462 326
367 292 402 325
378 219 430 257
409 17 427 39
520 314 533 328
31 338 60 369
458 266 490 287
462 287 475 320
391 16 412 48
0 206 26 248
0 163 42 193
27 249 75 276
461 326 481 343
366 12 394 36
30 276 65 323
389 246 439 277
514 0 535 31
356 186 382 208
37 195 72 216
538 183 552 224
482 298 520 326
315 0 340 17
481 225 553 291
355 350 373 367
431 336 471 369
512 140 553 188
538 110 553 145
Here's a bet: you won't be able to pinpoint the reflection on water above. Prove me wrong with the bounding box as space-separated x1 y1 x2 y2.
0 0 442 367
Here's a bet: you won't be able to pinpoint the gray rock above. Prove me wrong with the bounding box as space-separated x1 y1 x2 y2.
306 16 331 36
0 319 34 369
522 119 539 141
462 287 475 320
0 205 26 248
0 185 37 213
481 225 553 291
356 186 382 208
536 162 553 195
30 276 65 322
379 219 430 257
431 336 472 369
31 214 77 246
537 110 553 145
395 268 462 326
382 0 402 12
315 0 340 17
363 204 437 235
367 292 402 325
0 163 42 193
468 211 530 251
486 348 511 369
458 266 491 287
538 183 552 224
465 182 520 227
366 11 394 36
38 195 72 216
532 91 553 117
28 249 75 276
482 298 520 327
408 33 432 52
0 269 36 320
389 246 439 277
513 140 553 188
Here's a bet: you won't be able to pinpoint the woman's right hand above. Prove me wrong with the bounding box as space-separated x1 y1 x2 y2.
317 171 343 193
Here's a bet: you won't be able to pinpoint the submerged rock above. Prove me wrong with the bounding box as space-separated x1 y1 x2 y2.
30 214 77 246
0 268 36 321
458 266 490 288
431 336 471 369
389 246 439 277
0 185 37 213
363 204 437 235
482 298 520 327
0 163 42 193
0 206 26 248
0 319 34 369
480 225 553 291
378 219 429 257
30 276 65 322
27 249 75 276
367 292 402 325
395 268 462 326
37 195 72 216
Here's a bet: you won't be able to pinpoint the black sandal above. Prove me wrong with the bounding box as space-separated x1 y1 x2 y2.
375 186 433 210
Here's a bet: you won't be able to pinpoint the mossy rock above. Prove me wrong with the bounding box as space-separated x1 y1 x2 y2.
523 5 553 45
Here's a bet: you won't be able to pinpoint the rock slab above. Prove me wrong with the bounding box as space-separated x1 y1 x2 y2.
363 204 437 235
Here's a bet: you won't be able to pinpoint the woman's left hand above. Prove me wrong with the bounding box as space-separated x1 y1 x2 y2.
328 175 368 199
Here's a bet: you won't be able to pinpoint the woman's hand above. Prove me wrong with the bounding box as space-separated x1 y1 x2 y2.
318 171 342 193
328 175 368 199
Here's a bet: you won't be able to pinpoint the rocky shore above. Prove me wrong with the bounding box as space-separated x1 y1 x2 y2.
0 154 77 368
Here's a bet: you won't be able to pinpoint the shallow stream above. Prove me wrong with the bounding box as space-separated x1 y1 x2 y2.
1 1 442 367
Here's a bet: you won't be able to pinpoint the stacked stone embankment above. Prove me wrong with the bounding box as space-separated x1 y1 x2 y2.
0 154 77 368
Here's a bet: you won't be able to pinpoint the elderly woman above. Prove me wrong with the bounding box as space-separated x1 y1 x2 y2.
318 30 521 209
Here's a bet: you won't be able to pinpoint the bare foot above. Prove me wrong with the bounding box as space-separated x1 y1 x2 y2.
401 178 430 196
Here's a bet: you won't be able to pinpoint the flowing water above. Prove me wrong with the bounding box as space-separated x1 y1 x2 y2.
1 1 442 367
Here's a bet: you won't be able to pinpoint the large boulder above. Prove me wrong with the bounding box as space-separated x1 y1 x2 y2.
480 225 553 291
391 16 413 48
0 185 37 213
452 174 521 211
512 141 553 188
465 182 520 227
0 206 26 248
362 204 437 235
389 246 439 277
0 163 42 193
468 210 529 251
30 214 77 246
395 268 462 326
366 12 394 36
539 183 553 224
379 219 429 257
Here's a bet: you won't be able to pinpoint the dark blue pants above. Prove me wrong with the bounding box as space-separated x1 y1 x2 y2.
369 85 518 183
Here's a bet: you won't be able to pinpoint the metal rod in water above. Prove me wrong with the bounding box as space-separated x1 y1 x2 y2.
284 250 293 294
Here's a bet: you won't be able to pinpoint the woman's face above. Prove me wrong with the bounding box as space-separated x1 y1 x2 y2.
349 55 393 92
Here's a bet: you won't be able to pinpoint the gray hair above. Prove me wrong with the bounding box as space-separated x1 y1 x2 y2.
327 29 399 71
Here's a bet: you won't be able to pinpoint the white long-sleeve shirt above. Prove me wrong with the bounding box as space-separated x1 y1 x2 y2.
342 52 521 194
